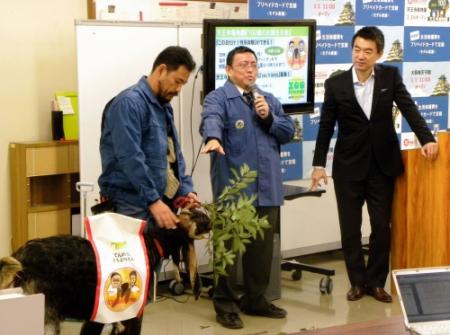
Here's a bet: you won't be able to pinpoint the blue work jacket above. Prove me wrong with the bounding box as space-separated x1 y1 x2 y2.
200 80 295 206
99 76 194 209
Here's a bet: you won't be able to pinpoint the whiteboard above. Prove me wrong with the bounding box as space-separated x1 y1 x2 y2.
76 22 178 217
76 21 212 266
77 21 187 215
75 20 369 263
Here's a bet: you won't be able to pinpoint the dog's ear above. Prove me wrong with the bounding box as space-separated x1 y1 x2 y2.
190 209 212 237
178 208 211 240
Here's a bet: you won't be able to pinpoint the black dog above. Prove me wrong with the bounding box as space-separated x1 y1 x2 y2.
0 208 211 335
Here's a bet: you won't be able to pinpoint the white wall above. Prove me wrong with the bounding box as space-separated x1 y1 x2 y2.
0 0 87 255
281 179 371 258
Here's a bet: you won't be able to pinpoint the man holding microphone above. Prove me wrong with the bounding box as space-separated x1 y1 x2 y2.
200 46 295 329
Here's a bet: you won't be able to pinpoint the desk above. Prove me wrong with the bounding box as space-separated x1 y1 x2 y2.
289 316 409 335
283 184 325 200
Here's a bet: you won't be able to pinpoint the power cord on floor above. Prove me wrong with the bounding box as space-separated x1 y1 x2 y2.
157 293 191 304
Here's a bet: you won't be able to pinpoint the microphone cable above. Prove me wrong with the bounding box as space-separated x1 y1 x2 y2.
189 65 203 177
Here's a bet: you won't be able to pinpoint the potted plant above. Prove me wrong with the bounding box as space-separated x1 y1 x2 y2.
204 164 270 284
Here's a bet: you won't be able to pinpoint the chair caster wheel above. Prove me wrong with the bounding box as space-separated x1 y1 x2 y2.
319 277 333 295
292 270 302 281
169 280 185 295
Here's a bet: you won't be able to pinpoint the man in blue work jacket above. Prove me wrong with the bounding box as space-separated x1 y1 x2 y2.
99 46 199 229
91 47 199 334
200 46 295 329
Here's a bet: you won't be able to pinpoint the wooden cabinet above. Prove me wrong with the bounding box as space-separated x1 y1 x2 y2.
10 141 80 251
392 132 450 269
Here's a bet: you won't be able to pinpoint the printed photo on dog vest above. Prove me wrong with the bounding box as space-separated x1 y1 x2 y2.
104 267 142 311
84 213 149 324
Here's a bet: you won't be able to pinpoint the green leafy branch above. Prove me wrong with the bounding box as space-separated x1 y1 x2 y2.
203 164 270 285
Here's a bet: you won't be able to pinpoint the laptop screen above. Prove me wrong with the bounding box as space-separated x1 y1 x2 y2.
397 272 450 323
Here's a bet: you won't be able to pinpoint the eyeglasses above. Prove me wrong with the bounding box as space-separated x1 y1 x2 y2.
234 62 258 70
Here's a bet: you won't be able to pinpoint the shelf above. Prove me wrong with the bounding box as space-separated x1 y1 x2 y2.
28 203 80 213
29 174 70 207
10 141 80 251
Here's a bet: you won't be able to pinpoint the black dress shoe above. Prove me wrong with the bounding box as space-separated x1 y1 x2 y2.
216 313 244 329
242 303 287 319
366 287 392 303
346 286 365 301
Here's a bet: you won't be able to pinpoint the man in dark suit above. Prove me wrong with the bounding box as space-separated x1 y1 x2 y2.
310 26 439 303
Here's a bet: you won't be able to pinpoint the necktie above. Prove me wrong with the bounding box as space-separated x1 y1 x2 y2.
243 91 253 105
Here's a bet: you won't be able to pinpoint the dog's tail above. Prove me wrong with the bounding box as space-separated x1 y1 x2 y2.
0 256 22 289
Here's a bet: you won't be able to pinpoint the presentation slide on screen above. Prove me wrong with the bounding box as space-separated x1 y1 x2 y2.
214 26 310 105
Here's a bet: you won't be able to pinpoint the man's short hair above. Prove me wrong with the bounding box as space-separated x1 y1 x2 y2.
226 46 258 66
152 46 196 73
352 26 385 53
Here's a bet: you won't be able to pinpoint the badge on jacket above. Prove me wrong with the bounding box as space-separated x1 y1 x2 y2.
235 120 245 129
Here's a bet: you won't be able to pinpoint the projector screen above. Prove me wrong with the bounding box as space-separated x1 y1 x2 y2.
203 19 316 114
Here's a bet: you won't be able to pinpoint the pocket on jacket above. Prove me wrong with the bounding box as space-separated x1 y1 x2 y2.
225 120 248 155
144 125 167 168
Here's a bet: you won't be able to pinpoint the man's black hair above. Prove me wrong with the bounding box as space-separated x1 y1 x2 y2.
226 46 258 66
352 26 385 53
152 46 196 73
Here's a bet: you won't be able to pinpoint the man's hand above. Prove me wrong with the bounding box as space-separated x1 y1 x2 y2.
182 192 201 209
254 96 270 119
310 167 328 191
421 142 439 160
186 192 200 204
149 200 179 229
201 138 225 155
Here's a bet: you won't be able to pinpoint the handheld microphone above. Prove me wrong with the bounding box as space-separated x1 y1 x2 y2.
250 84 261 100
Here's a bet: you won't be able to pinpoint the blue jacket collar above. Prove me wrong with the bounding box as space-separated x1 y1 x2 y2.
224 80 242 99
137 76 171 110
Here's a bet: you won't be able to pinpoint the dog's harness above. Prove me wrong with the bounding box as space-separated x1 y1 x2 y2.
147 236 164 266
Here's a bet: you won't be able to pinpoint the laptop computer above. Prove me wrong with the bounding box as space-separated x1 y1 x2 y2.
392 267 450 335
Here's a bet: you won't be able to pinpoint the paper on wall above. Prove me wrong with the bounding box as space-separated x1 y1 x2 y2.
56 96 74 115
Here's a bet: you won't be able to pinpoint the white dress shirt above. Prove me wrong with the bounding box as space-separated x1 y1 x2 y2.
352 67 375 120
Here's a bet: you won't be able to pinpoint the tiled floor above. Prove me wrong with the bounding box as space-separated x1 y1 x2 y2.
61 251 402 335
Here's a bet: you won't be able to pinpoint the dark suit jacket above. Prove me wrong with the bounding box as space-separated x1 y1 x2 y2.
313 64 435 181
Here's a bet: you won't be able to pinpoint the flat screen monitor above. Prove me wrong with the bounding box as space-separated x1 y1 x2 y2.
203 19 316 114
